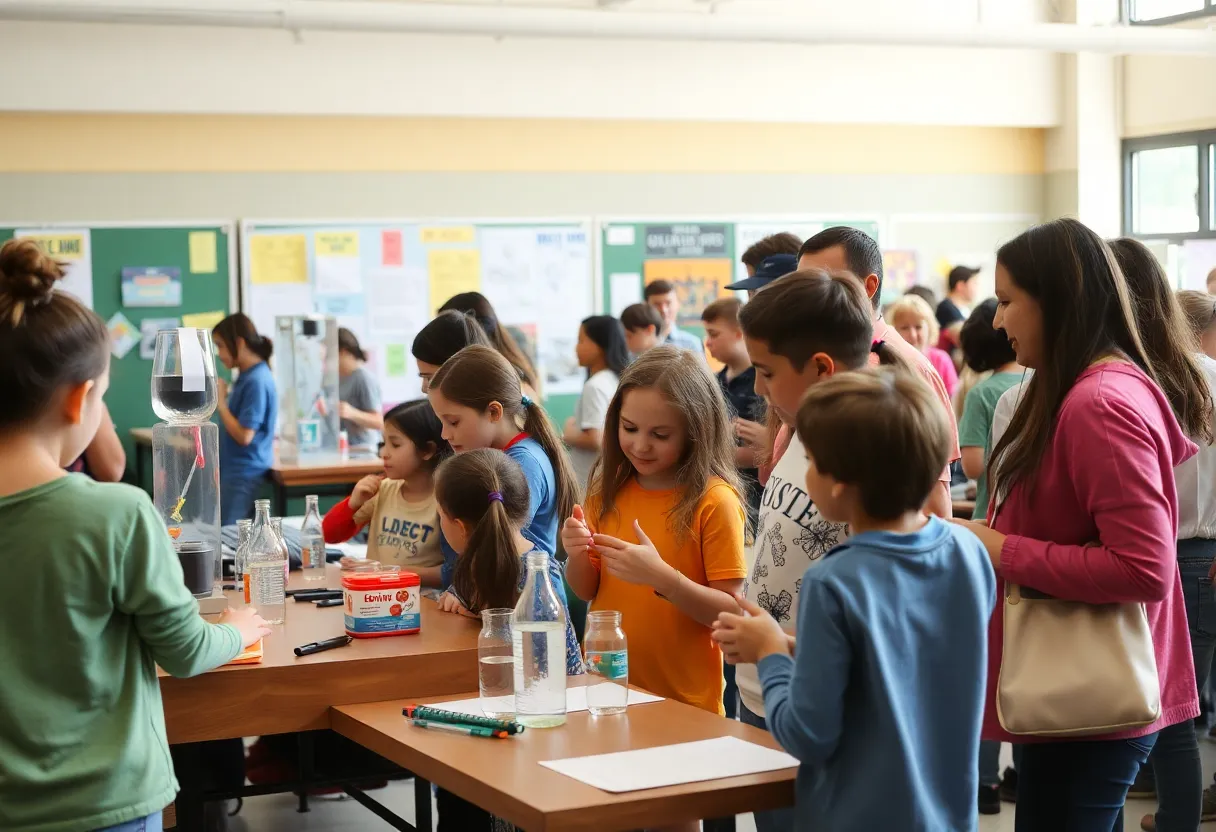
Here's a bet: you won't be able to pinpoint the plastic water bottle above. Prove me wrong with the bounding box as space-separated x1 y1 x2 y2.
247 500 287 625
584 610 629 716
300 495 326 581
513 552 568 728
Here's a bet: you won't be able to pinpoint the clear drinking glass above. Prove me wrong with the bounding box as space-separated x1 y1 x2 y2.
247 501 287 624
300 495 326 581
584 610 629 716
151 328 218 424
479 609 515 719
512 552 568 728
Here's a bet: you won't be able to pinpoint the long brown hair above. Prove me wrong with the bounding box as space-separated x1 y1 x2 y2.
431 345 579 522
589 345 741 540
438 292 540 392
0 239 109 429
988 219 1203 501
436 449 528 612
1108 238 1213 442
213 313 273 361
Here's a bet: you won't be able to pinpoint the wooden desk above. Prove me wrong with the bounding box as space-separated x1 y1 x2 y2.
952 498 976 519
332 685 796 832
160 565 480 745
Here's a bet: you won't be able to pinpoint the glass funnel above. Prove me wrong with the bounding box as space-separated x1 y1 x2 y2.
152 327 218 424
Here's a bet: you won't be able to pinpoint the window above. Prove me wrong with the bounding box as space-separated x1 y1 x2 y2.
1123 130 1216 242
1127 0 1215 23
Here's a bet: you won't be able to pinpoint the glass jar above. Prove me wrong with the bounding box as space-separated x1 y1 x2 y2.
246 500 287 624
478 608 515 719
512 552 568 728
584 610 628 716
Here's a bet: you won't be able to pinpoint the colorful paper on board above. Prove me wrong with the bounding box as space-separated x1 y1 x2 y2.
15 229 93 309
139 317 180 360
427 249 481 315
385 344 408 378
642 259 732 328
121 266 182 307
880 250 919 298
420 226 476 245
106 311 139 360
188 231 218 274
382 230 404 267
250 234 308 285
315 232 359 258
182 310 225 332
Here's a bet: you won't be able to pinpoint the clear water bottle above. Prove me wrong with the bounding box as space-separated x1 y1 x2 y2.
234 518 252 595
300 495 326 581
247 500 287 625
270 517 291 587
479 608 515 719
512 552 568 728
584 610 629 716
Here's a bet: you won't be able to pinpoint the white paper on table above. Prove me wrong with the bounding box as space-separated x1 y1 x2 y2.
540 736 798 794
429 685 663 718
609 273 643 317
314 254 364 297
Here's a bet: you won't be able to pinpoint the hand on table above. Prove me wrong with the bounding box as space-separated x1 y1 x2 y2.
349 474 386 511
712 595 790 665
437 591 477 618
592 521 677 593
216 377 229 408
220 606 273 647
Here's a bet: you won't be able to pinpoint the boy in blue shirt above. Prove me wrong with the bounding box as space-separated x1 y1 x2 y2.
714 367 995 832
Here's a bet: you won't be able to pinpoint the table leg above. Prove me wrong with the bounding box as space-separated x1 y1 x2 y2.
170 743 206 832
297 732 313 814
414 776 432 832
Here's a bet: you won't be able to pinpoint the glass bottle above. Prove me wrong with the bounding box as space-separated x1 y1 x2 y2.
270 517 291 587
300 495 326 581
234 518 252 595
584 610 628 716
478 609 515 719
246 500 287 624
512 552 568 728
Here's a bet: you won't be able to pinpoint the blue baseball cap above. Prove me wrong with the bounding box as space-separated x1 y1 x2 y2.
725 253 799 291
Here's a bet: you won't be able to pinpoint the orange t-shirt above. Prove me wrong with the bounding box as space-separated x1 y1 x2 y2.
587 476 747 715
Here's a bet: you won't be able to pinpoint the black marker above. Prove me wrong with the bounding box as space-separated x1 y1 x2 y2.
294 635 353 657
315 598 343 608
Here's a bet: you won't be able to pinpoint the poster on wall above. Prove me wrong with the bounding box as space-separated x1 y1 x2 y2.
15 228 93 309
642 259 733 329
644 224 729 258
880 250 920 301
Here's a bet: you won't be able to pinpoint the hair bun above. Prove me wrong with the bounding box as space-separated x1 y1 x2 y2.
0 239 66 306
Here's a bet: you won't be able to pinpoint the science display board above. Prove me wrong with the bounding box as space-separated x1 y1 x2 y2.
599 217 883 340
240 219 594 421
0 222 236 468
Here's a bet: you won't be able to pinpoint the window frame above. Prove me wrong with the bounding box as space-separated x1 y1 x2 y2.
1124 0 1216 25
1122 129 1216 241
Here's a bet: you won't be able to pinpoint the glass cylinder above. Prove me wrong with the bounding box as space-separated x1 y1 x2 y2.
300 494 326 580
478 609 515 719
584 610 629 716
153 422 220 600
512 552 568 728
234 518 252 587
247 501 287 625
151 328 217 424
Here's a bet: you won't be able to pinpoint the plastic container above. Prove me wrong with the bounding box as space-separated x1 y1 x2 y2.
342 569 421 637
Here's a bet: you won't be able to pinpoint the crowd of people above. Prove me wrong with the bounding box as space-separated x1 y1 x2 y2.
5 218 1216 832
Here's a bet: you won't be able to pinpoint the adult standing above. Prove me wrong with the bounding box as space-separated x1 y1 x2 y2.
936 265 980 353
644 279 704 355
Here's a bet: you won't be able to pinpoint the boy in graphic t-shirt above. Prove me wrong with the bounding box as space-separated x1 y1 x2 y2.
352 479 442 569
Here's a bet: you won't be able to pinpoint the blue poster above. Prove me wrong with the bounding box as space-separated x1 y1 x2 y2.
121 266 182 308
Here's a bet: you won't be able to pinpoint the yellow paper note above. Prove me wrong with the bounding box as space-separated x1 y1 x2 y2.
315 231 359 258
188 231 218 274
427 249 481 315
421 226 476 245
181 310 225 331
22 232 85 260
250 234 308 285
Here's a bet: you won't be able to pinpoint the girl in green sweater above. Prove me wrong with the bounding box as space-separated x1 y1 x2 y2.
0 239 270 832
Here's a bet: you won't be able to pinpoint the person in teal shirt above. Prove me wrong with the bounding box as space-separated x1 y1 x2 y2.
958 298 1024 523
212 313 278 525
0 239 270 832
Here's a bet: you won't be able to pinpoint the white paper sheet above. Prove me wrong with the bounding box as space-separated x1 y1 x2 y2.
605 225 636 246
429 685 664 719
250 282 315 348
534 228 593 396
315 254 364 297
609 273 643 316
480 227 539 325
540 736 798 794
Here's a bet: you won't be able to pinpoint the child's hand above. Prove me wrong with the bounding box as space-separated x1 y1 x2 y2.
712 595 790 665
734 418 767 448
592 521 678 593
349 474 386 511
219 606 273 648
437 591 476 618
339 401 355 420
562 504 594 560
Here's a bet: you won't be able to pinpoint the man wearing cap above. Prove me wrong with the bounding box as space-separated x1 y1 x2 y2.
935 265 980 352
724 252 800 297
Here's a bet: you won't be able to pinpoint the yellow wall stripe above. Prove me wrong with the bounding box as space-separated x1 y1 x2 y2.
0 114 1045 176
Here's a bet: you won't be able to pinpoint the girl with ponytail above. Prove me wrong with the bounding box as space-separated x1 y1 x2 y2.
428 345 579 591
212 313 278 524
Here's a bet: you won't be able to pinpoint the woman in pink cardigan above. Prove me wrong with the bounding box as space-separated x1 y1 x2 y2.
954 218 1212 831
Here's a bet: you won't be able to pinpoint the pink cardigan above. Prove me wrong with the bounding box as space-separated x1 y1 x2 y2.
985 362 1199 743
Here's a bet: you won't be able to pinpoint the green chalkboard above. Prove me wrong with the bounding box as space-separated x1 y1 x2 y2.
0 223 236 477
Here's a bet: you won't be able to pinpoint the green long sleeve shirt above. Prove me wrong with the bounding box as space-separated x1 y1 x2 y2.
0 475 242 832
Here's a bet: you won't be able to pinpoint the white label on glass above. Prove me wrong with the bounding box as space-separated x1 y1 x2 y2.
178 327 206 393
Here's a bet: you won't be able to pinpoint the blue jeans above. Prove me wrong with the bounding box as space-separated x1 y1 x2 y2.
1017 734 1157 832
94 812 163 832
1148 538 1216 831
739 698 796 832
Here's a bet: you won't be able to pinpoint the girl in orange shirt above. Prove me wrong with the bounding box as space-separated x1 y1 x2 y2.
563 345 748 720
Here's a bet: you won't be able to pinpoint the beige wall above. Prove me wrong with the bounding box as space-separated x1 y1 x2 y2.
1124 54 1216 138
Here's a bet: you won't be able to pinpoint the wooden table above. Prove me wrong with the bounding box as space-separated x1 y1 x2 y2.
131 427 383 510
332 683 797 832
952 498 977 519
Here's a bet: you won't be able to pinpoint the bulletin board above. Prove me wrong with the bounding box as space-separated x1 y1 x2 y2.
240 219 595 425
0 222 237 468
598 216 883 343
